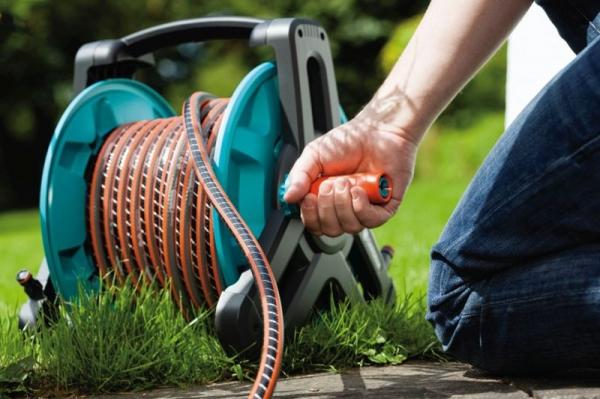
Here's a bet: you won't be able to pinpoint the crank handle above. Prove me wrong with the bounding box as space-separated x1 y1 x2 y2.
309 173 392 204
279 173 393 218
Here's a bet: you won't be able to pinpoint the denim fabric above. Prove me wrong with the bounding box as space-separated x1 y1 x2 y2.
536 0 600 52
426 28 600 372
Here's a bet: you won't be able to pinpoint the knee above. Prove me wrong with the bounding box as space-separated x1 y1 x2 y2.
427 249 485 368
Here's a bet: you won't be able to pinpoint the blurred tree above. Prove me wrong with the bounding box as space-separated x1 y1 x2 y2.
0 0 429 210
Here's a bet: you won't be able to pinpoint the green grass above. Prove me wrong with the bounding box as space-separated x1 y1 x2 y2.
0 112 505 395
374 111 504 297
35 283 231 393
0 283 442 396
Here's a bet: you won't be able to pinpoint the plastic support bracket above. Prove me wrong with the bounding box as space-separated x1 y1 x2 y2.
214 18 395 355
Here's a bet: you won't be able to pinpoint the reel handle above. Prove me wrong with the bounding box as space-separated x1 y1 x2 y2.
73 16 264 94
121 16 264 57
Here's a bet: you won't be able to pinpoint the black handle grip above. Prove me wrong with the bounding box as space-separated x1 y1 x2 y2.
121 16 265 57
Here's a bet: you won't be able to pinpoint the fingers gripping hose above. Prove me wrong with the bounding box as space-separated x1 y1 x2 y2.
88 92 283 399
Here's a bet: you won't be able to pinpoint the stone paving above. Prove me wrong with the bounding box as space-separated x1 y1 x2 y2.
94 361 600 398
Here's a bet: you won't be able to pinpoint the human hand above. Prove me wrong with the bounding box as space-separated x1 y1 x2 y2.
284 114 418 236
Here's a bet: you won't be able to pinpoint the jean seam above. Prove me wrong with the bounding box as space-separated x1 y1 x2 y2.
443 132 600 258
459 312 480 320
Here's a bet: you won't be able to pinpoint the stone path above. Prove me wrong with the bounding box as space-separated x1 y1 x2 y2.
94 361 600 398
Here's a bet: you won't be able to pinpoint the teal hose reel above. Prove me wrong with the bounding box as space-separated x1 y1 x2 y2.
41 62 283 299
21 16 396 355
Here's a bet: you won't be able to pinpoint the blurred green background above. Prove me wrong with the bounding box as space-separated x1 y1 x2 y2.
0 0 506 312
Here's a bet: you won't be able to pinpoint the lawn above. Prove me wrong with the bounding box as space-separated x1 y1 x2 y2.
0 112 504 395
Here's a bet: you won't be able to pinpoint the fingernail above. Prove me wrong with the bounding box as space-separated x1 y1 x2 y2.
335 179 347 192
302 196 315 209
284 187 294 200
351 188 359 201
321 181 333 195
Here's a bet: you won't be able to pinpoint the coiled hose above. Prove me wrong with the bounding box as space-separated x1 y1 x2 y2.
88 92 284 399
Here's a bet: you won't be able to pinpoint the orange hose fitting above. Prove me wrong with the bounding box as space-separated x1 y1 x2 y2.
309 173 393 204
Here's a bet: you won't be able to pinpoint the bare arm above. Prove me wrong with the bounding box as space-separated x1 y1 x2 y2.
360 0 533 142
285 0 533 236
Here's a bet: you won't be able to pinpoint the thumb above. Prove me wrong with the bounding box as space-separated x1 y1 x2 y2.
284 145 322 204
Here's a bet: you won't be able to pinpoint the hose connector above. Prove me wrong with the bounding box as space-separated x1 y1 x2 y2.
16 269 45 301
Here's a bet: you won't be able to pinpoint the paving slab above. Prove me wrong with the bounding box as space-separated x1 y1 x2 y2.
512 369 600 399
93 361 529 398
89 361 600 398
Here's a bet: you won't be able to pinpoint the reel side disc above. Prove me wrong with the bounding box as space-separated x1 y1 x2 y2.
212 62 282 287
40 80 175 300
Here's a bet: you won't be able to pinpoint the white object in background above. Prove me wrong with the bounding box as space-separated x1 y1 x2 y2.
505 3 575 126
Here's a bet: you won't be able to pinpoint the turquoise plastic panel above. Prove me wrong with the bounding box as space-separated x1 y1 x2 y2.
212 62 282 287
40 79 175 300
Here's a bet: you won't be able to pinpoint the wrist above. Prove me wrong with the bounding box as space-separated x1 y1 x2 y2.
354 91 431 147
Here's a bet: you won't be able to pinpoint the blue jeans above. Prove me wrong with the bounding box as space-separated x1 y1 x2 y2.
426 4 600 374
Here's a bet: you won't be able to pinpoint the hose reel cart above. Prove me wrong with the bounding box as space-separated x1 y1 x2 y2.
18 16 396 398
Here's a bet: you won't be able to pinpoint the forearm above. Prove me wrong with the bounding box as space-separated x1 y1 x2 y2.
358 0 532 143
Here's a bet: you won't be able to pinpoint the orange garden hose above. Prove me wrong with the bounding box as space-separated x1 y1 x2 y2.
88 93 283 399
